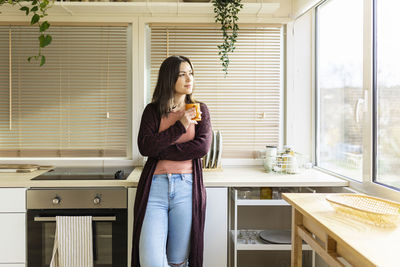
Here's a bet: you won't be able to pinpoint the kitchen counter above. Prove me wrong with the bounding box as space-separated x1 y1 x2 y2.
0 167 348 188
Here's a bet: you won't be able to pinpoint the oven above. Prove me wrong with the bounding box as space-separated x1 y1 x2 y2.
27 187 127 267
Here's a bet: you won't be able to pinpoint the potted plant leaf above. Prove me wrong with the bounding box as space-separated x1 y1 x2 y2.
0 0 53 66
212 0 243 76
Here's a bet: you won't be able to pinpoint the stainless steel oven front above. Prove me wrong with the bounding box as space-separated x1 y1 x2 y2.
27 188 127 267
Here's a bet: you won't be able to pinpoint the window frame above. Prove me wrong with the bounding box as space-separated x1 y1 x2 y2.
314 0 400 201
0 22 135 164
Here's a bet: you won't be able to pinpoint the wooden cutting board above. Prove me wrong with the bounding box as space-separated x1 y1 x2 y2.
0 164 53 173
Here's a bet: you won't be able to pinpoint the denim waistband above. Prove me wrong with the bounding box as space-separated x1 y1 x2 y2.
153 173 192 181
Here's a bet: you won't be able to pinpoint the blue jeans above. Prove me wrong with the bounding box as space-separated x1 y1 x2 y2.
139 173 193 267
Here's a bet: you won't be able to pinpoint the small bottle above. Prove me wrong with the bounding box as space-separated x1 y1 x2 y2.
286 156 298 174
283 145 295 156
260 187 272 199
265 145 277 157
281 154 290 172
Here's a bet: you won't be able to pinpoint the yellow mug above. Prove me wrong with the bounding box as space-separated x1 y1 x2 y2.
185 103 201 121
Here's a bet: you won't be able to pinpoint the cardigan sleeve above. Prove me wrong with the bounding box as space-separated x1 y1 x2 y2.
158 103 212 161
137 104 187 158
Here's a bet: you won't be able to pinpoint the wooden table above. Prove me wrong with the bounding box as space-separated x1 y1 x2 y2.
282 193 400 267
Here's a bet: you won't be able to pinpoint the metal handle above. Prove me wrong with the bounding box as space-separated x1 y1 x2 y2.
34 216 116 222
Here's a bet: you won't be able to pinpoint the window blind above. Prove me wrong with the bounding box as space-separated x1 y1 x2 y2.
0 25 130 157
150 25 282 158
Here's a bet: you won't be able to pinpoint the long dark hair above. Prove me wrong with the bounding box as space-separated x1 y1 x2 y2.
152 55 196 117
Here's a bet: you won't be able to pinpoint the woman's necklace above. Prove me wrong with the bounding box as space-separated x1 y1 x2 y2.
172 102 184 111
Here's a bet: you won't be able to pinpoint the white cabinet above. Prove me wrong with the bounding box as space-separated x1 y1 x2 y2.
204 187 228 267
0 188 26 212
128 188 137 267
229 187 314 267
0 214 26 263
0 188 26 266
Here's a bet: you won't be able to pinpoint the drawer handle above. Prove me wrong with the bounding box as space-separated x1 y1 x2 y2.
34 216 116 222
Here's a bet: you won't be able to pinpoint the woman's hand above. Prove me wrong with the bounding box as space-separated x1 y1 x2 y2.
179 107 198 129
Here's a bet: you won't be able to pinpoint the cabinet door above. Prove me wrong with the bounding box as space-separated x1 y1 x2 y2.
128 188 137 267
204 187 228 267
0 214 26 263
0 188 26 212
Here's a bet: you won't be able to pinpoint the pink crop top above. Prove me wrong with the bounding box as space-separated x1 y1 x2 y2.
153 109 195 175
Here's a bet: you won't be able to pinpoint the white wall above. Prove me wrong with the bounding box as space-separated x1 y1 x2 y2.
286 10 313 161
293 0 323 18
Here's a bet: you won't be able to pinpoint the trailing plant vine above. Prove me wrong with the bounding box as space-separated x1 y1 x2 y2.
212 0 243 76
0 0 53 66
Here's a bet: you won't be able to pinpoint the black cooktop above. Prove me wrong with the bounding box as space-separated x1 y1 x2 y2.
31 166 135 180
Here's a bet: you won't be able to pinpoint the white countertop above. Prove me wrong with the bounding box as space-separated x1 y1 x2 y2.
0 167 348 188
201 167 348 187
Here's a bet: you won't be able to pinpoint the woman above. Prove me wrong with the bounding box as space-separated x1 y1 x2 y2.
132 55 212 267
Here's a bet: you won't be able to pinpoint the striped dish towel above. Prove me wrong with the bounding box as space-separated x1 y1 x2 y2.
50 216 93 267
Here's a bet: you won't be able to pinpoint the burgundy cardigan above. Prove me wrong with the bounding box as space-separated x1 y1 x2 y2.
131 102 212 267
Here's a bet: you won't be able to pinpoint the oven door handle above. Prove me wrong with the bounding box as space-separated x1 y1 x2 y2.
34 216 116 222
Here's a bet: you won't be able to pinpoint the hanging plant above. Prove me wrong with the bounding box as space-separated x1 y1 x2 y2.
0 0 53 66
212 0 243 76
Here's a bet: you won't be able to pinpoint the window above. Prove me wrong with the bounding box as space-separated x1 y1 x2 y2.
316 0 364 181
149 25 283 158
316 0 400 194
375 0 400 188
0 25 131 157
